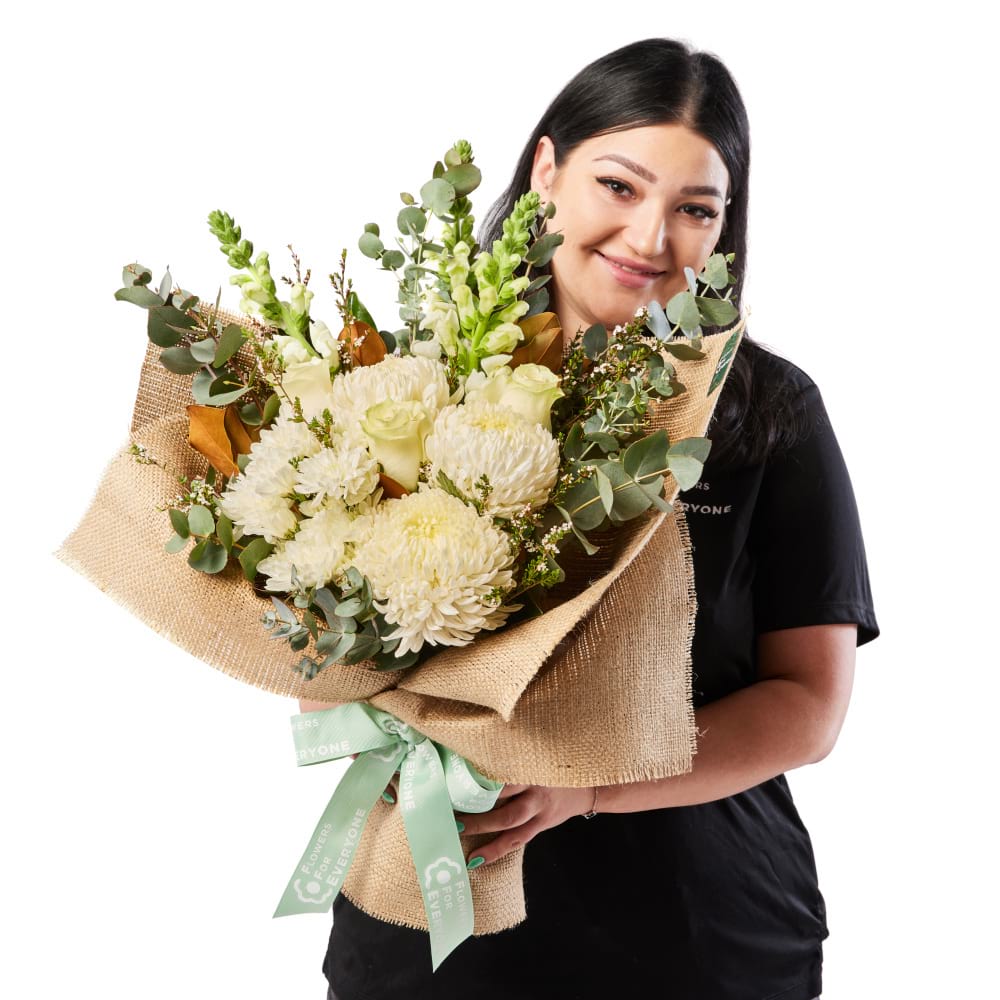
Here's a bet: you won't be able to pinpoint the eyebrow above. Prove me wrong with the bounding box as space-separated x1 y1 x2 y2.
591 154 725 199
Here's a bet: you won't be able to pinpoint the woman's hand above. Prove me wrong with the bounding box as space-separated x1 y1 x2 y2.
455 784 596 867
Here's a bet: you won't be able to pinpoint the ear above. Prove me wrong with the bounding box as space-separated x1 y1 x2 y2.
529 135 557 197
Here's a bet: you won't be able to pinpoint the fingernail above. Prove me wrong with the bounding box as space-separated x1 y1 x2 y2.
455 820 465 833
466 856 485 870
381 790 395 804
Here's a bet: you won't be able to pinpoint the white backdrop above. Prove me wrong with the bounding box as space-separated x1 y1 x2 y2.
3 2 995 997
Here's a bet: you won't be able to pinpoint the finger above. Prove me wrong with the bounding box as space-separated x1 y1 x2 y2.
465 819 543 869
455 794 537 835
494 783 529 800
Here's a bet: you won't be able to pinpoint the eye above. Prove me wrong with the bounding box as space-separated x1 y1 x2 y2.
596 176 634 198
681 204 719 221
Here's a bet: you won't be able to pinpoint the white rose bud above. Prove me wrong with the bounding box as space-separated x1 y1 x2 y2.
360 399 431 491
482 321 524 355
281 357 334 421
501 364 565 432
274 334 312 366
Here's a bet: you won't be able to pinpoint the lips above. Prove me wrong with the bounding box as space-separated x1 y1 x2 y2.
595 250 666 289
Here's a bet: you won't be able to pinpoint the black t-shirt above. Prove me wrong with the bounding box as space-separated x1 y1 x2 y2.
322 346 880 1000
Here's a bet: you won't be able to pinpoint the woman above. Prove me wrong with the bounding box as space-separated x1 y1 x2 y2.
308 37 879 1000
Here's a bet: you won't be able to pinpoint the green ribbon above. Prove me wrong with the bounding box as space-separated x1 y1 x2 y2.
273 702 504 971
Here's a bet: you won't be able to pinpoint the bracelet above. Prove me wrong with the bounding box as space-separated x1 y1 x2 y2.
582 786 600 820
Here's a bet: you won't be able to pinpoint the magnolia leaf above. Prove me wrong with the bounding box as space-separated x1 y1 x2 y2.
238 537 273 581
187 404 239 477
441 162 481 196
378 472 409 499
346 291 377 330
510 311 563 373
339 320 386 367
224 403 258 457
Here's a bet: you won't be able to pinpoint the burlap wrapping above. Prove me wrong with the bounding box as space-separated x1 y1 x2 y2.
55 313 743 935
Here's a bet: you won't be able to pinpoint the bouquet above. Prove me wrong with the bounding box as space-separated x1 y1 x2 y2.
58 138 744 971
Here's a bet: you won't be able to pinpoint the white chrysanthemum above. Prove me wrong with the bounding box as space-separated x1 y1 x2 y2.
256 503 358 592
350 488 519 656
329 354 450 422
294 423 379 507
424 400 560 518
219 416 322 543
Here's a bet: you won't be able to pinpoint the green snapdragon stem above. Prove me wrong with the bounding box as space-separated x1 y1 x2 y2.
273 702 504 972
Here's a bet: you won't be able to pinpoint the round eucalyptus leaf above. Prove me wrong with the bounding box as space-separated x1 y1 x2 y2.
359 231 384 259
169 508 190 538
189 337 218 363
187 504 215 536
441 162 482 197
158 346 203 375
381 250 405 270
164 533 188 554
420 177 456 216
363 222 380 236
188 540 228 574
397 205 427 235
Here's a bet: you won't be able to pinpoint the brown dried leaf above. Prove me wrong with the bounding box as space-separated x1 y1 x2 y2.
511 311 564 373
224 404 257 457
378 473 409 500
187 404 240 477
339 320 386 367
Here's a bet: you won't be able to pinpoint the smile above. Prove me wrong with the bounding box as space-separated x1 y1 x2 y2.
595 251 665 287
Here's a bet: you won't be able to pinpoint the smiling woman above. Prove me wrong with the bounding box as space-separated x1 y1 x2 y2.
316 36 878 1000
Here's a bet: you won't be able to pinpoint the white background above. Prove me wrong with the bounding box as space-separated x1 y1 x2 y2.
3 2 996 997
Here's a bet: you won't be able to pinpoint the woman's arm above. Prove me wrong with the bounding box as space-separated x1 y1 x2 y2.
455 622 857 864
298 698 345 713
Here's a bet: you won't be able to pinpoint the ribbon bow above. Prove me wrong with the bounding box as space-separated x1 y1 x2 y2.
273 702 504 971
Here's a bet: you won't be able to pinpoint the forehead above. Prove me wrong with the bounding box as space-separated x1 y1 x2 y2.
571 123 729 190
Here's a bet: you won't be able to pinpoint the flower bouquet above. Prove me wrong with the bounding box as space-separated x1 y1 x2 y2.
57 138 744 970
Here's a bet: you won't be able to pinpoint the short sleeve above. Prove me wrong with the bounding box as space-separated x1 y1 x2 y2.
749 377 880 646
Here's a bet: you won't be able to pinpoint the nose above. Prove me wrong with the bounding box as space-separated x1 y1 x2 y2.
624 205 669 260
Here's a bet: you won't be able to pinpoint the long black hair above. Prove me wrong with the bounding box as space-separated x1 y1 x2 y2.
477 38 809 468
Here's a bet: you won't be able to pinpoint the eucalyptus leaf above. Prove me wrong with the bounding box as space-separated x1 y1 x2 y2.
187 504 215 536
208 374 249 405
188 540 228 573
147 305 196 347
381 250 405 270
554 504 599 555
525 232 563 267
597 460 654 521
526 273 552 294
420 177 455 216
665 290 701 332
216 514 234 552
582 323 608 359
164 533 188 554
559 476 607 531
441 162 482 196
239 401 262 426
238 536 273 580
169 508 190 538
666 436 712 490
158 270 173 301
397 205 427 236
214 323 246 365
115 285 163 309
695 296 738 326
700 253 730 290
623 430 670 485
524 287 549 317
363 222 380 236
358 231 384 258
645 300 669 341
335 596 364 617
158 346 203 375
562 422 586 461
122 263 152 287
660 342 705 361
189 337 218 363
271 597 298 625
594 467 614 515
261 393 281 425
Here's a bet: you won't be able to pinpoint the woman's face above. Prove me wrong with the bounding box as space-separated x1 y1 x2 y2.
529 123 730 337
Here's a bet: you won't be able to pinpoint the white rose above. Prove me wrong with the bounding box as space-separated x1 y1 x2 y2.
465 362 564 431
360 399 431 491
274 334 312 366
310 319 339 360
281 357 333 420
